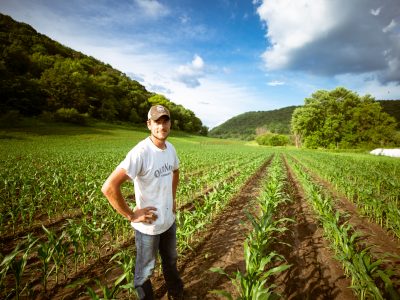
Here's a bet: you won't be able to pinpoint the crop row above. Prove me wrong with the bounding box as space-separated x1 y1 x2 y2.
212 155 292 299
286 150 400 238
286 155 399 299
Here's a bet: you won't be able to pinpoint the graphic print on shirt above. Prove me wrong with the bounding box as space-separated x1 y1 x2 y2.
154 162 174 178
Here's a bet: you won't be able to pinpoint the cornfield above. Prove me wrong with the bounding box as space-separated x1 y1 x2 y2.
1 126 399 299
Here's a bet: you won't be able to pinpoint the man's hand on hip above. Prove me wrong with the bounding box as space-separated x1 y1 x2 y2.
128 207 158 224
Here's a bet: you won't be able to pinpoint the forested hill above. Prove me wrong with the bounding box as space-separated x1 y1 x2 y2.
0 14 206 134
210 100 400 140
209 106 298 140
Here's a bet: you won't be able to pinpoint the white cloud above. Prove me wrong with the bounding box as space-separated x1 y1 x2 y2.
257 0 338 70
267 80 285 86
175 55 206 88
255 0 400 84
382 19 397 33
370 7 382 16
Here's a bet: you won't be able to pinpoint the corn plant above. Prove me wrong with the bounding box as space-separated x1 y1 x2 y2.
37 226 56 292
109 249 136 296
211 250 287 300
86 279 122 300
0 234 37 299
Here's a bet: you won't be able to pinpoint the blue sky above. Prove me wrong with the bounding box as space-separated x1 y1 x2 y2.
1 0 400 128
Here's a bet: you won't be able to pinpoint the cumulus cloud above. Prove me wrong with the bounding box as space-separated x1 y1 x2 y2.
255 0 400 84
175 55 206 88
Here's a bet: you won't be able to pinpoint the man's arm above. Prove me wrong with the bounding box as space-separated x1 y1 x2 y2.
101 168 157 223
172 169 179 213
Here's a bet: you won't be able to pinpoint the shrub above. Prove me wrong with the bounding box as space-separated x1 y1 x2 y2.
256 133 290 146
0 110 22 127
54 108 88 125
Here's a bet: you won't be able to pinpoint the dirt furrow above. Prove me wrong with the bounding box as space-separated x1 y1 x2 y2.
273 157 355 300
153 156 273 299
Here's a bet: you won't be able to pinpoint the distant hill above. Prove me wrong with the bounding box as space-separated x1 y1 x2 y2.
209 106 298 140
0 14 206 134
209 100 400 140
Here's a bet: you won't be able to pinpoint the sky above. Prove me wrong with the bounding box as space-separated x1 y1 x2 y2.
1 0 400 128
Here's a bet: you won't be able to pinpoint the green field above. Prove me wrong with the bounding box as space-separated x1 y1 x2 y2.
1 122 399 299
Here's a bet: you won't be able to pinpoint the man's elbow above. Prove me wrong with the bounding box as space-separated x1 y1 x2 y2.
101 182 111 198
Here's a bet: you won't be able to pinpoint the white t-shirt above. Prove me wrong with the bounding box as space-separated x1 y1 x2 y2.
118 137 179 235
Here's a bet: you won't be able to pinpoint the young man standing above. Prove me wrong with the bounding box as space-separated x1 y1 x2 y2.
101 105 184 300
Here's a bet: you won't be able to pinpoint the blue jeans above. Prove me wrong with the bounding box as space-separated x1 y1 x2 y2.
134 222 183 300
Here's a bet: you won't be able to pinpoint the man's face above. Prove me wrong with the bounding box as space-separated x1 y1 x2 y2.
147 116 171 141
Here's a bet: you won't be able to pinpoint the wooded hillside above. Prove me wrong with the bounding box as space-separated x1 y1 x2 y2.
0 14 206 134
209 106 297 140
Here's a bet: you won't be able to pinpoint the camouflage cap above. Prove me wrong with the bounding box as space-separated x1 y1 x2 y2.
147 105 170 121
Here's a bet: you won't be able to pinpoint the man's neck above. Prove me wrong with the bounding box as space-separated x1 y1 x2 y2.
150 135 166 149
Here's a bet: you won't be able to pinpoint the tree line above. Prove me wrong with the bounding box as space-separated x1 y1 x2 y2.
0 14 207 134
291 87 399 148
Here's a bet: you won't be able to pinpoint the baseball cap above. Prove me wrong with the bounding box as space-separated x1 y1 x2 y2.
147 105 170 121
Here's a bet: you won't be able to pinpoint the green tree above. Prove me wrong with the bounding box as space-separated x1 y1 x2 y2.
291 87 397 148
40 58 89 111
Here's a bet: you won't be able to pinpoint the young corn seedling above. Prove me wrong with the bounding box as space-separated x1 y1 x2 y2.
86 279 122 300
37 226 56 292
0 234 37 300
110 249 136 296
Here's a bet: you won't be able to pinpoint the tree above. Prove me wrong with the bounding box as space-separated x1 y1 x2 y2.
291 87 397 149
40 59 89 111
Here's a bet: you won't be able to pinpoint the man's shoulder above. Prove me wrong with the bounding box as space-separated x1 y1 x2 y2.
166 141 177 152
129 138 151 155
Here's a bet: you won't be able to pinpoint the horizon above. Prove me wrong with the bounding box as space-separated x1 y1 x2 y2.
1 0 400 128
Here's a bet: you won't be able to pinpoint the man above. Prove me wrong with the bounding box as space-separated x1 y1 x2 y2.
101 105 184 300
